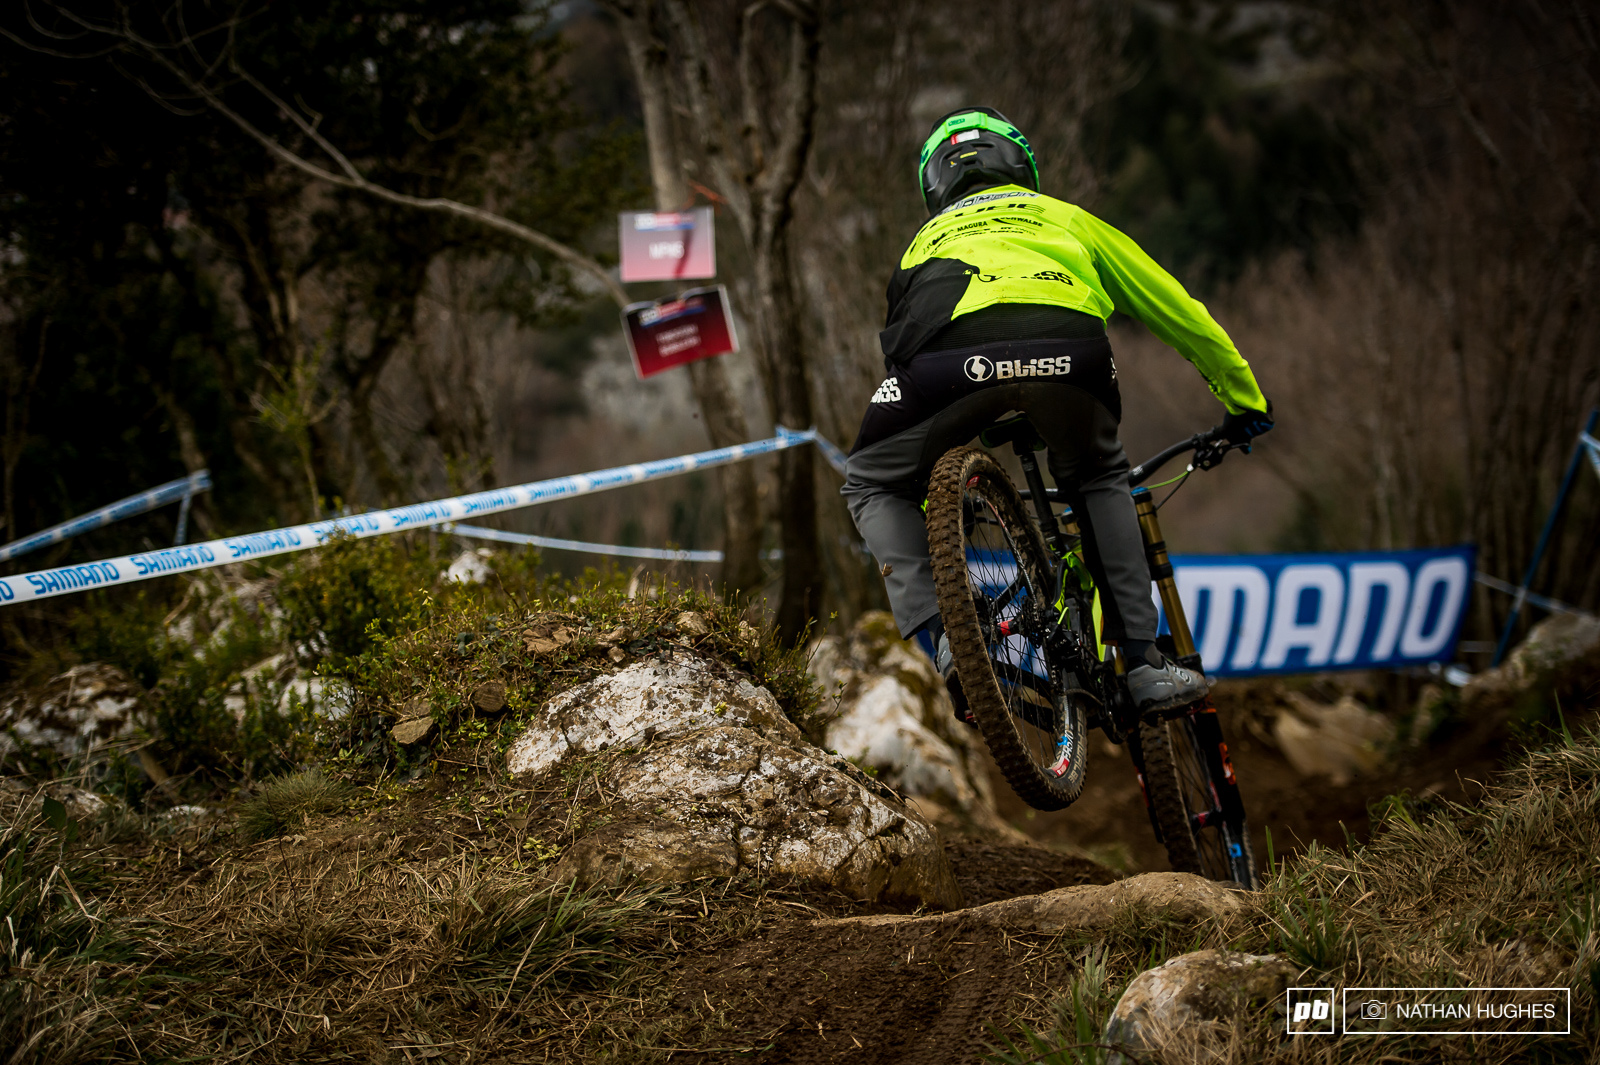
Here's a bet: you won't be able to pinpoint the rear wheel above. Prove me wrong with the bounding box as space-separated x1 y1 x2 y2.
926 447 1087 811
1139 705 1256 887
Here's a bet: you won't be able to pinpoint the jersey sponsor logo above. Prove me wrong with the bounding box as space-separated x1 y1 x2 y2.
963 356 994 381
870 377 902 404
952 205 1045 227
975 267 1073 285
995 356 1072 379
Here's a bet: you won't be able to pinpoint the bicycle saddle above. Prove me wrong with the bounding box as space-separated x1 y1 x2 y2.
977 413 1045 452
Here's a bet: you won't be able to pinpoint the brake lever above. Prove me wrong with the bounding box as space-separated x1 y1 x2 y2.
1191 437 1249 471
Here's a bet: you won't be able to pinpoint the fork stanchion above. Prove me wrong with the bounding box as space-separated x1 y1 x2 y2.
1131 486 1198 663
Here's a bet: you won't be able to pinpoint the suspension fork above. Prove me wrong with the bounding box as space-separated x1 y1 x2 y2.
1130 486 1197 666
1129 486 1247 824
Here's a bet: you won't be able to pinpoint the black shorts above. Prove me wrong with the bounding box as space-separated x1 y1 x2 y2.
850 335 1122 456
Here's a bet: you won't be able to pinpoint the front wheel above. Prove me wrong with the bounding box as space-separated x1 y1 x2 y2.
926 447 1087 811
1139 704 1256 887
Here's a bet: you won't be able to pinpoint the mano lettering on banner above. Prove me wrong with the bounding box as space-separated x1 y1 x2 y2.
1164 548 1475 677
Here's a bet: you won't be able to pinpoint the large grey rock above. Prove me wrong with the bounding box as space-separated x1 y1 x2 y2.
809 612 1021 840
511 654 961 909
506 656 803 779
552 725 961 908
1103 949 1297 1063
1271 692 1394 785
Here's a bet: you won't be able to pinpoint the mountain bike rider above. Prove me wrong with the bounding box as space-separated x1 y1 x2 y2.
842 107 1274 721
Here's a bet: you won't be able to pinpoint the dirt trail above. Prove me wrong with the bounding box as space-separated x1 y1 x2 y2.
674 841 1108 1065
682 916 1039 1064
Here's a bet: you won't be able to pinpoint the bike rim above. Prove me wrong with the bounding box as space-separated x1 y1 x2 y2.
960 488 1072 780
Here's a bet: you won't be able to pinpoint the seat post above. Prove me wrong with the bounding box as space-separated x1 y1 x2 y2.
1013 439 1065 555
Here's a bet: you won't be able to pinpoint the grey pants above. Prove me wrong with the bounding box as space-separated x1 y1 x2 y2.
841 338 1158 642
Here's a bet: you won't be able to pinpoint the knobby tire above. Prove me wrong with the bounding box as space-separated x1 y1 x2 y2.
1139 709 1257 887
927 447 1087 811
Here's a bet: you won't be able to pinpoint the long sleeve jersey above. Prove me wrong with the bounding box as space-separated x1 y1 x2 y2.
879 185 1267 414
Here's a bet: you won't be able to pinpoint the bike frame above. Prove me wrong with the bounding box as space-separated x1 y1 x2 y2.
978 417 1251 834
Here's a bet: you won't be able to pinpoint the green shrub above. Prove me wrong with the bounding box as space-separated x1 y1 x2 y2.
275 532 440 672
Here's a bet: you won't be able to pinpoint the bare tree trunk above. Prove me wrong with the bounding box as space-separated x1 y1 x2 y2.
69 0 814 611
342 327 408 504
756 210 822 639
667 0 823 641
609 0 763 598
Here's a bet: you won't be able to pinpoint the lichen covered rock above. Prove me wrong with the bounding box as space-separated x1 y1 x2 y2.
509 653 962 909
506 656 803 779
1104 949 1296 1063
809 611 1018 839
1464 612 1600 710
0 663 145 761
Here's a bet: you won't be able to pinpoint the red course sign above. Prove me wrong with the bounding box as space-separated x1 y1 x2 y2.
621 285 740 379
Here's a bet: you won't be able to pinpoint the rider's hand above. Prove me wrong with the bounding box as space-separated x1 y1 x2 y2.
1220 400 1273 444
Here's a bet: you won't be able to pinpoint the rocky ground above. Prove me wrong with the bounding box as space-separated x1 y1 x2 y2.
3 584 1598 1064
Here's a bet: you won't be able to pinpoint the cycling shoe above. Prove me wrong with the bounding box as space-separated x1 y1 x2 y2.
1126 659 1211 713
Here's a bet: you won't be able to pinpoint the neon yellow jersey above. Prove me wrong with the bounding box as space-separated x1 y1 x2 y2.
882 185 1267 415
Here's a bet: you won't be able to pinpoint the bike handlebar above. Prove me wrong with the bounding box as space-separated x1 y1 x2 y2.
1015 422 1248 502
1128 424 1230 487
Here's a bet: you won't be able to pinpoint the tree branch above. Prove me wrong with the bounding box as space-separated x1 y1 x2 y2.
40 5 630 308
664 0 755 238
757 3 818 238
738 3 770 184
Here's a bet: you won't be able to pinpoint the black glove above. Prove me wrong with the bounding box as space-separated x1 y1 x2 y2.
1221 400 1273 444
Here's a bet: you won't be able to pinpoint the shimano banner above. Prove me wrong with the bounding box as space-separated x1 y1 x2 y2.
1164 546 1476 678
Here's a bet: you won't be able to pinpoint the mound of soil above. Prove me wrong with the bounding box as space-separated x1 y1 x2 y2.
943 837 1118 906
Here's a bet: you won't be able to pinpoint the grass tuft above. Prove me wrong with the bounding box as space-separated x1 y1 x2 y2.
238 769 348 840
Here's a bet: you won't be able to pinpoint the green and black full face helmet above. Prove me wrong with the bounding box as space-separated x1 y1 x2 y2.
918 106 1038 215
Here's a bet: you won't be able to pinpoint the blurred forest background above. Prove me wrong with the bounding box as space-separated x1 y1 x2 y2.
1 0 1597 658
